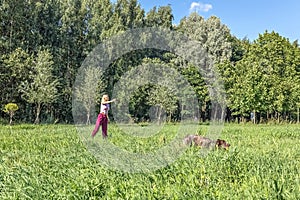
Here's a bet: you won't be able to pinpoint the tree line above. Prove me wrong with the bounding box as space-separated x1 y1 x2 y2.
1 0 299 124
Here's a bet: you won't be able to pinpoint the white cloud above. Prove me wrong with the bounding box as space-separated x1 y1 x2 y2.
190 2 213 13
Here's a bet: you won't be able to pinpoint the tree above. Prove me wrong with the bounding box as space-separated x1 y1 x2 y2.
145 5 174 29
29 0 62 51
87 0 113 48
0 0 32 53
228 31 300 123
74 66 103 125
3 103 19 125
1 48 32 101
113 0 145 30
254 32 300 122
177 13 232 63
228 57 267 123
19 49 59 124
175 13 232 121
147 85 178 124
1 48 33 121
55 0 90 123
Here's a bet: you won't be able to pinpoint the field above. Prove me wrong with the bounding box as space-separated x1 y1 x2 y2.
0 123 299 199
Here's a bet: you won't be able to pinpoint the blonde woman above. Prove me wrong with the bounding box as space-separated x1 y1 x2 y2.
92 94 116 138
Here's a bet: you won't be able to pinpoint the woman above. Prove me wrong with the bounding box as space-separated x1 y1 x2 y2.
91 94 116 138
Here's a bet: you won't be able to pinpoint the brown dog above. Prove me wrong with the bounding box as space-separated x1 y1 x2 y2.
183 134 230 150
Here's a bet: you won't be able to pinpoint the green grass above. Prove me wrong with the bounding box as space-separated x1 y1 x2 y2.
0 123 299 199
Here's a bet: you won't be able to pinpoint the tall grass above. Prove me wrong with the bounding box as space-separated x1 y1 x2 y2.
0 123 299 199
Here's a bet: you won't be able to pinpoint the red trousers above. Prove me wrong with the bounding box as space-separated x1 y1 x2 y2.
91 113 108 138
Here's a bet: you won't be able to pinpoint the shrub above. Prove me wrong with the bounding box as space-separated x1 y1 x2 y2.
3 103 19 125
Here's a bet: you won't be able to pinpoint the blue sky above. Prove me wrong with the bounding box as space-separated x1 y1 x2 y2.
135 0 300 42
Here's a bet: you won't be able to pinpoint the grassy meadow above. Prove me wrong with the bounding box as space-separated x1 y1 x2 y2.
0 123 299 199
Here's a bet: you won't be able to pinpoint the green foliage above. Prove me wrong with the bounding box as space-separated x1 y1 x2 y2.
145 5 174 29
3 103 19 125
1 48 33 102
147 85 178 123
228 31 300 122
87 0 113 46
0 0 299 124
176 13 232 63
74 66 104 125
19 49 59 124
3 103 18 113
114 0 145 29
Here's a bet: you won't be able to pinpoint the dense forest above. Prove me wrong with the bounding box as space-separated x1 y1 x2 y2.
1 0 299 124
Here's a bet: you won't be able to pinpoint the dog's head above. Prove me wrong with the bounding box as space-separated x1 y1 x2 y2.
215 139 230 150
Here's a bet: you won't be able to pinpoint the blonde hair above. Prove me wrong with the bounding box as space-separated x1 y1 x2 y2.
101 94 109 103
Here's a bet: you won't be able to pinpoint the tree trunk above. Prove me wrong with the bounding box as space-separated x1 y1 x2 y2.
35 103 41 124
155 106 159 123
9 112 13 125
158 106 162 125
168 113 172 123
86 111 90 125
10 20 13 51
297 107 299 124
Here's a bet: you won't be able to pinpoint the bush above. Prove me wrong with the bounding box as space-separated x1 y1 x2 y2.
3 103 19 125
